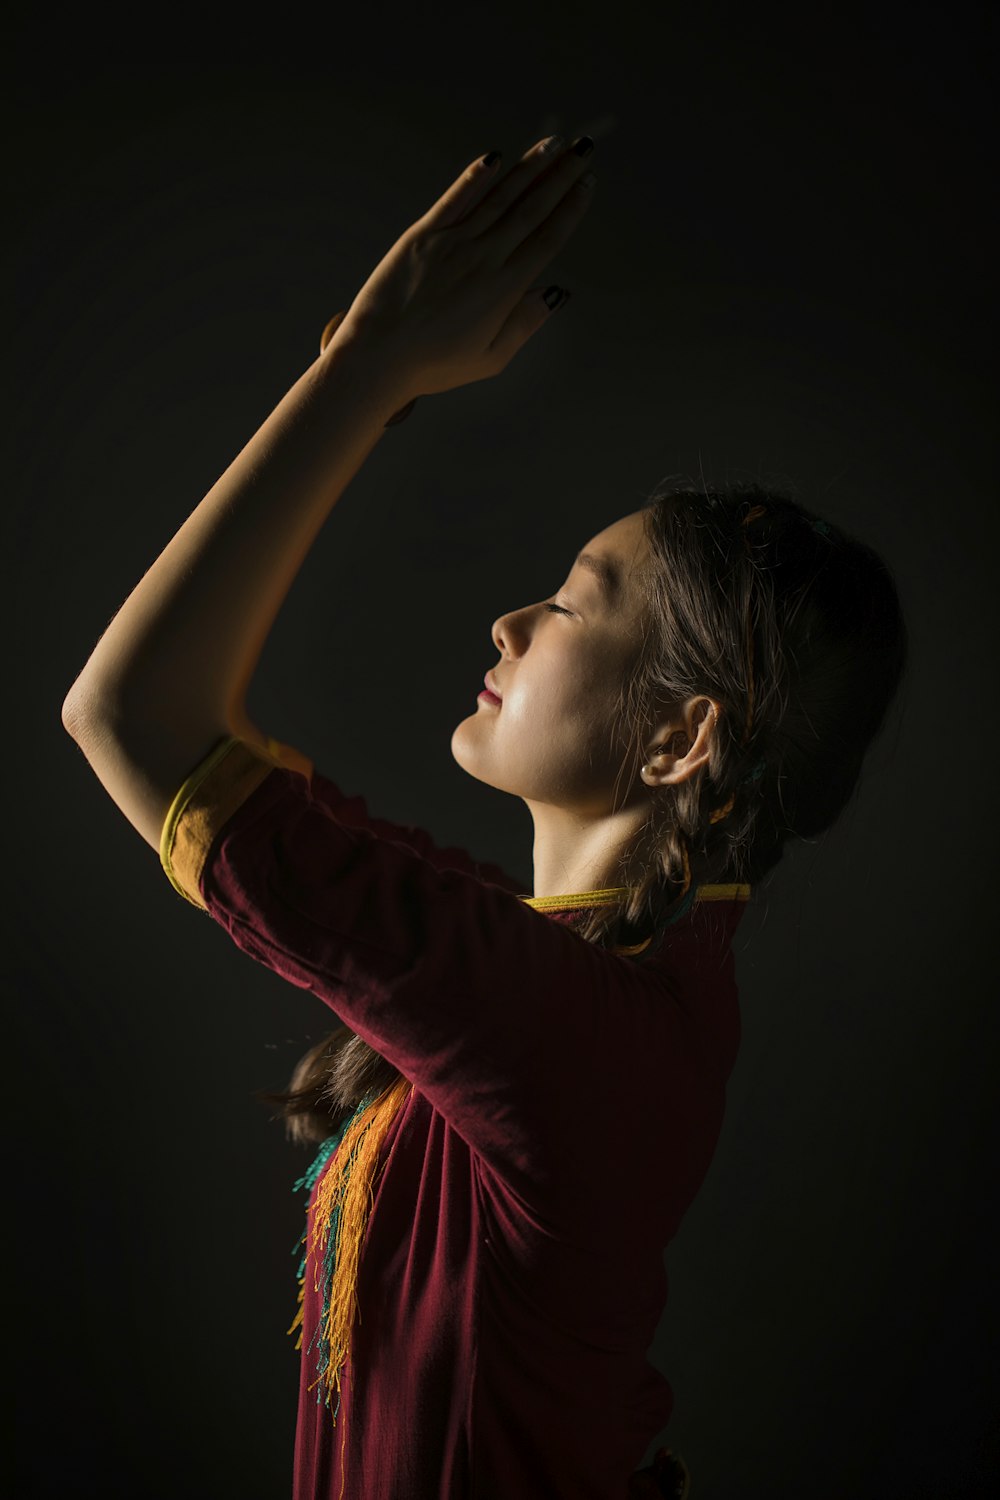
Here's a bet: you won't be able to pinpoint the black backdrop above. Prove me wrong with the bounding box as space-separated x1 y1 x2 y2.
10 5 998 1497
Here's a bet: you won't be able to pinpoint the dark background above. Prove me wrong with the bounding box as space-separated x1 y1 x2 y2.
10 4 997 1497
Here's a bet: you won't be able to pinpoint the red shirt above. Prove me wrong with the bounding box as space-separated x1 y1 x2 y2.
161 735 749 1500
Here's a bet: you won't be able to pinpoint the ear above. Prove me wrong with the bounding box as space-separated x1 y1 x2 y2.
640 696 720 788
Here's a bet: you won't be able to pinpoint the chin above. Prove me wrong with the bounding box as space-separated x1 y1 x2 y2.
450 716 476 766
451 719 485 780
450 720 515 795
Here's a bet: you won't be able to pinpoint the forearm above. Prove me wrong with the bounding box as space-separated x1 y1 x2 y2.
62 334 407 735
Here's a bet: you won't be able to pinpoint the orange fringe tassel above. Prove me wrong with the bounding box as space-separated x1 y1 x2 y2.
287 1073 413 1500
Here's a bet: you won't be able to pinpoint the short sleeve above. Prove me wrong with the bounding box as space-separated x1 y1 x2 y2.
159 734 738 1226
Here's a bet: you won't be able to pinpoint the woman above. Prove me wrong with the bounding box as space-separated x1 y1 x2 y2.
62 128 907 1499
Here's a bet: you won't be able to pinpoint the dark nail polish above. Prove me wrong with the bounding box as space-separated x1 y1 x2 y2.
482 149 502 168
572 135 594 156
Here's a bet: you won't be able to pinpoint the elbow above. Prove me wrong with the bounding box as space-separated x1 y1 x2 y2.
61 688 86 739
61 675 110 739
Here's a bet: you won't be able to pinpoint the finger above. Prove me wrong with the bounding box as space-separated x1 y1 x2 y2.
487 283 571 371
487 137 598 266
418 149 504 231
502 170 596 286
456 134 568 240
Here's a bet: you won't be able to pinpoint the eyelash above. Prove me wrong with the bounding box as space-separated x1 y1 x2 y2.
544 602 572 616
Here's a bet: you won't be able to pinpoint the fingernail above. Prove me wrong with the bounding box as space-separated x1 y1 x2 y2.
543 285 571 311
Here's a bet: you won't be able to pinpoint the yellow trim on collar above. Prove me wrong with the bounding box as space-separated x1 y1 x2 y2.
520 886 633 911
520 882 751 910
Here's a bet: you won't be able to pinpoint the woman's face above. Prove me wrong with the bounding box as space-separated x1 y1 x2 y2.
451 510 654 817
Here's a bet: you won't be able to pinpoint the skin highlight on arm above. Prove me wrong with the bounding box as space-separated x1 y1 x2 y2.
62 333 407 851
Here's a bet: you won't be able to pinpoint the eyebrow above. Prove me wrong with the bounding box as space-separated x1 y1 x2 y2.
573 550 622 608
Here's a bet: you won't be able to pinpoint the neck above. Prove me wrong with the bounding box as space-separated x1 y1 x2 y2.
526 797 650 900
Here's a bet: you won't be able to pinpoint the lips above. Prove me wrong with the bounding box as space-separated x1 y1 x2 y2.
484 672 503 700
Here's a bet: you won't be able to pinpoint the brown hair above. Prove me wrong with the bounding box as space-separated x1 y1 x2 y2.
256 1024 401 1147
259 476 908 1144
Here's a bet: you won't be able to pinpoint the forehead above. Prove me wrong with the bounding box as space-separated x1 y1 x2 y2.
573 510 650 621
586 510 649 558
583 511 649 584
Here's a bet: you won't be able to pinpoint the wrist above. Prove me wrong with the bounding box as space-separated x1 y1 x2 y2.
317 314 419 429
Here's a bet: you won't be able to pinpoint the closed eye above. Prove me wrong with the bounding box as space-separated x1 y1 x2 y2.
544 602 573 616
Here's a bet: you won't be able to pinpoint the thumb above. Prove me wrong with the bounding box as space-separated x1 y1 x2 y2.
488 284 572 369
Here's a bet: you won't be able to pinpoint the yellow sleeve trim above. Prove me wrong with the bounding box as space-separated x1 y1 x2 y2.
159 733 314 911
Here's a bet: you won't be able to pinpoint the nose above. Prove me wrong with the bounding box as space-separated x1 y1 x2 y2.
491 605 531 658
491 613 509 657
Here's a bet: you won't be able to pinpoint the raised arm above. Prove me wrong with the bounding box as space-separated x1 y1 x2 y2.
61 335 404 851
62 133 597 849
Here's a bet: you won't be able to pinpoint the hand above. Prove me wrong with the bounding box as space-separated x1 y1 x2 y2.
327 133 598 400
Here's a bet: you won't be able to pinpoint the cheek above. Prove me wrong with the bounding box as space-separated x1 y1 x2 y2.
506 652 619 746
